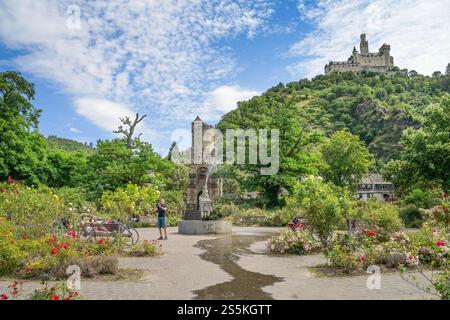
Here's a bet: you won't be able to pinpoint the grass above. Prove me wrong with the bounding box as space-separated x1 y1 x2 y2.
83 268 144 282
309 264 399 278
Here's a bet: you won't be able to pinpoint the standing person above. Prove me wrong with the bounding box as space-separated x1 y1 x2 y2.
156 198 168 240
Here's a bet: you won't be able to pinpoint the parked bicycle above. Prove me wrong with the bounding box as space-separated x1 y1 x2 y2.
79 215 139 247
53 215 139 247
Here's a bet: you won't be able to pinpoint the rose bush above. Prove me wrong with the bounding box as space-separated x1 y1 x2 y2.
268 229 320 255
323 220 449 275
0 280 81 301
0 179 78 239
356 199 404 241
0 217 122 279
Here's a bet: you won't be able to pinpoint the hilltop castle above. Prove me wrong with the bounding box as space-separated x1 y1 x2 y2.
324 34 396 75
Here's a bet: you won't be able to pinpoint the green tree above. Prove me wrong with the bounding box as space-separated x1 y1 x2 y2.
0 71 48 184
218 97 322 207
294 177 350 247
320 129 373 191
39 149 88 188
385 99 450 192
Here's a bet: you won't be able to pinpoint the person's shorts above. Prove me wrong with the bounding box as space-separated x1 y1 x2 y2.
157 216 167 228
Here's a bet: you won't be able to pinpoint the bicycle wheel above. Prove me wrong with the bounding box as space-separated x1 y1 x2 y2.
119 225 134 247
79 225 96 242
128 227 139 246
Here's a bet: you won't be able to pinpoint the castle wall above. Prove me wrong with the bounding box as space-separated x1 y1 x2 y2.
324 35 395 75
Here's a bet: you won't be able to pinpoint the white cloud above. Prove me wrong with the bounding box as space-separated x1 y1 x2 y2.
289 0 450 78
69 127 81 133
0 0 273 143
74 98 135 132
73 97 159 141
198 85 259 121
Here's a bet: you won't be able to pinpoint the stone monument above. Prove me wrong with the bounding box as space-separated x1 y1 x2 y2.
178 116 232 235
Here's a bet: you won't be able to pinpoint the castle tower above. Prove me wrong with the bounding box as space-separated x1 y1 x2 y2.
184 116 222 220
379 43 392 66
360 33 369 55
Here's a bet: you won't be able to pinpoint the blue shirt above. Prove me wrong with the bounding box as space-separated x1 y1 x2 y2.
157 204 167 217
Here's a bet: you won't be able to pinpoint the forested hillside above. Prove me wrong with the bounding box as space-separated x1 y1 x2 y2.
219 70 450 165
217 70 449 205
47 135 94 153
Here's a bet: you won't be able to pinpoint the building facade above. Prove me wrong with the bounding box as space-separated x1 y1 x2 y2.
356 173 395 201
324 34 395 75
184 116 222 220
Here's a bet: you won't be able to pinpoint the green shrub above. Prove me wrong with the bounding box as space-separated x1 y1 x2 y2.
212 203 239 219
400 206 424 228
54 186 89 210
434 268 450 300
0 183 76 239
101 183 160 222
324 241 364 273
167 214 182 226
160 190 185 216
357 199 403 239
294 177 349 247
403 188 439 209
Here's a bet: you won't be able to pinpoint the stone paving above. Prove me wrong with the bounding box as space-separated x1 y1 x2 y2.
0 227 437 300
239 240 436 300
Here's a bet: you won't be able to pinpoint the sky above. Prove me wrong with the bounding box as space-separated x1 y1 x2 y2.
1 0 449 155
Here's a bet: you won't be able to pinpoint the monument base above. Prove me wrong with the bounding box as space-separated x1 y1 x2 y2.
178 220 232 235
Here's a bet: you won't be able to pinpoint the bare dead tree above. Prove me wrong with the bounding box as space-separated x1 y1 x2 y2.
113 113 147 149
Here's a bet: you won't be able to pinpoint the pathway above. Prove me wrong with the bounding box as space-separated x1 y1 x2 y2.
0 227 436 300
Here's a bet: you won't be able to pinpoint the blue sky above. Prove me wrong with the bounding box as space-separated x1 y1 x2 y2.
1 0 449 155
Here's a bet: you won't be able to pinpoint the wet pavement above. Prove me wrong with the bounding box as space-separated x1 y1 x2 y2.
193 231 282 299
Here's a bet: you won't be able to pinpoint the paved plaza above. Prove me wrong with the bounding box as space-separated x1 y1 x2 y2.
0 227 435 300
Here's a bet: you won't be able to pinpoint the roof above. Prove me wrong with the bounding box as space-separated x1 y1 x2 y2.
359 173 392 185
193 115 203 122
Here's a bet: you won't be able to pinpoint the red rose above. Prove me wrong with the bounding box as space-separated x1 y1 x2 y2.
0 294 8 300
49 295 60 300
51 248 59 255
0 189 4 193
436 241 446 246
